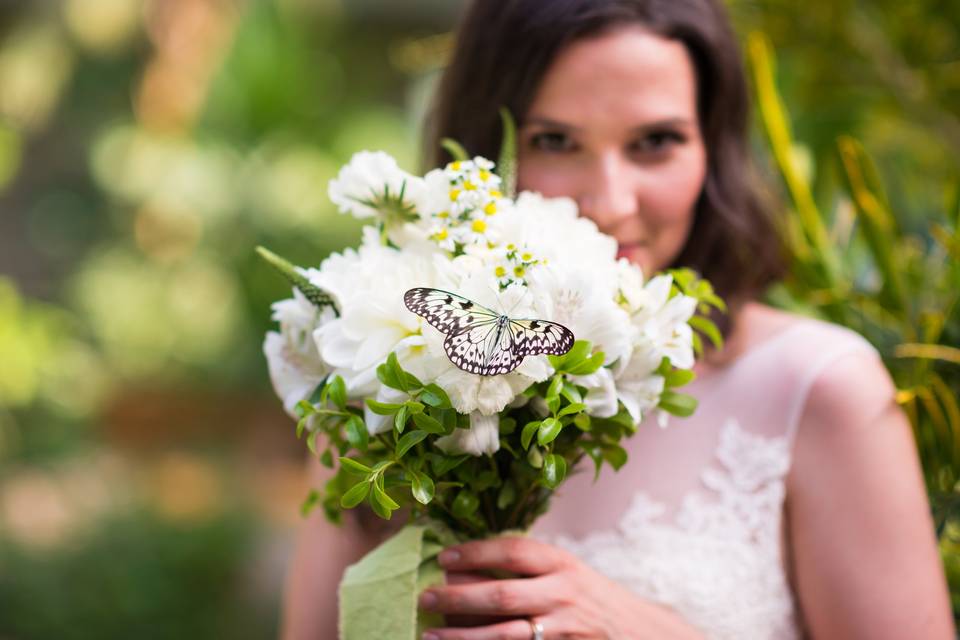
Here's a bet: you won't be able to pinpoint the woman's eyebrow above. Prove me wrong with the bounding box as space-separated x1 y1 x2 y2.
522 116 693 131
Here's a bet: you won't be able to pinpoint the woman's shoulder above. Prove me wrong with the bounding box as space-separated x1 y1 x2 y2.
738 303 896 436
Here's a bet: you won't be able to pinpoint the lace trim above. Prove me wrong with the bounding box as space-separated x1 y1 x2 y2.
538 419 802 640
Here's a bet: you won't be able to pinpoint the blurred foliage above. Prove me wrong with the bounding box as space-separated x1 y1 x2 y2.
0 506 269 640
747 32 960 619
0 0 957 635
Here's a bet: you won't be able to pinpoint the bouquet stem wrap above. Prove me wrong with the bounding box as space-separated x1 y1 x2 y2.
338 518 527 639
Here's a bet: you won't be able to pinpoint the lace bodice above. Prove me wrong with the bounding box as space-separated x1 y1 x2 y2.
529 318 879 639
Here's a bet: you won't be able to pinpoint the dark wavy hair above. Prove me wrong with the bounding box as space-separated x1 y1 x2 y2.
423 0 786 327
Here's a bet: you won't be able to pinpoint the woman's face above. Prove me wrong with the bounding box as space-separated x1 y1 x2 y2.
516 27 707 274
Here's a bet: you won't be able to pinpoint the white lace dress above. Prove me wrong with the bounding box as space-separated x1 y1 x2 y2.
529 318 880 639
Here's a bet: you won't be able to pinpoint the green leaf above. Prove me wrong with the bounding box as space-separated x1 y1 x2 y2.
365 399 404 415
300 489 321 517
404 400 425 414
319 449 334 468
573 413 591 431
393 404 409 433
430 453 469 476
296 415 311 439
410 471 435 504
345 415 369 451
557 402 586 418
376 360 403 391
549 339 592 372
664 367 697 388
420 383 452 409
496 480 517 509
385 352 410 392
498 417 517 435
412 412 445 434
295 399 315 419
689 316 723 350
340 481 370 509
521 420 541 450
440 408 457 434
372 483 400 511
339 457 372 475
307 430 320 456
537 417 563 446
527 446 543 469
256 246 338 313
328 376 347 411
601 444 628 471
451 489 480 518
396 430 428 458
560 382 583 404
497 107 518 199
546 375 563 402
565 351 605 376
542 454 567 489
658 390 698 417
441 138 470 162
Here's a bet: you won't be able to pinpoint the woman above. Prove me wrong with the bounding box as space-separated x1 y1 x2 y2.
281 1 953 638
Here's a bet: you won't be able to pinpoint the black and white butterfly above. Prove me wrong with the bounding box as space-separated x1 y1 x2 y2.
403 287 575 376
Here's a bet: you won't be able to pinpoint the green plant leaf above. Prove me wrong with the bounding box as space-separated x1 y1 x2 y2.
498 417 517 435
497 480 517 509
420 383 452 409
565 352 605 376
521 420 541 450
573 413 591 431
537 417 563 446
365 399 404 415
497 107 518 199
601 443 627 470
560 382 583 404
410 471 435 504
394 404 409 433
340 481 370 509
345 415 369 451
557 402 586 418
527 446 543 469
451 489 479 518
664 367 697 388
339 457 372 475
396 429 428 458
658 390 698 417
327 376 347 411
412 412 445 434
542 454 567 489
441 138 469 162
320 449 334 468
689 315 723 350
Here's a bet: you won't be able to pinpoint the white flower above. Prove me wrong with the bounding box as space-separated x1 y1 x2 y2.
571 367 619 418
612 338 664 424
435 411 500 455
262 289 335 415
328 150 423 221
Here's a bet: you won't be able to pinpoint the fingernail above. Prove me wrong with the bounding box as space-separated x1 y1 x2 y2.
419 591 437 608
422 633 440 640
438 549 460 565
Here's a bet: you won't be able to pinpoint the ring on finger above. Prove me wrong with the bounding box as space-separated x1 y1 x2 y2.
528 618 545 640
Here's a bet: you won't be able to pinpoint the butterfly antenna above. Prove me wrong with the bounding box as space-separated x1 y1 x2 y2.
506 284 530 317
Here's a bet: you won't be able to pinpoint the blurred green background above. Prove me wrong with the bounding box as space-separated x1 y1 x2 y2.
0 0 957 637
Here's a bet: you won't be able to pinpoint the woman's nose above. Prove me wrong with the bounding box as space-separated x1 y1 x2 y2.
576 152 638 232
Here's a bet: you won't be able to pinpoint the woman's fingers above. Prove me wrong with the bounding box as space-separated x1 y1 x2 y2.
419 575 557 616
439 536 572 576
423 618 545 640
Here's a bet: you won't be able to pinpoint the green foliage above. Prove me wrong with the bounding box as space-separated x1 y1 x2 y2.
0 508 271 640
748 32 960 619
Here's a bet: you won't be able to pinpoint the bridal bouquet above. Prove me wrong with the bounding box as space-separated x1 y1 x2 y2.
260 137 724 638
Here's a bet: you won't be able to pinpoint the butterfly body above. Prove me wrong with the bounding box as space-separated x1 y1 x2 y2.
404 287 574 376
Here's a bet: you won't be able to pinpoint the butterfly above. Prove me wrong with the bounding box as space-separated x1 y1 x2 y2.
403 287 575 376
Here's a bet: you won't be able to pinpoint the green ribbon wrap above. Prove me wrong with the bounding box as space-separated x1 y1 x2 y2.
338 518 528 639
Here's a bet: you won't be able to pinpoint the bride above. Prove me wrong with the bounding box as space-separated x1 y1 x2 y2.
281 1 953 638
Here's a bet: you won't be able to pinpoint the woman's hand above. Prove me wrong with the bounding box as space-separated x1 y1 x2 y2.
418 536 705 639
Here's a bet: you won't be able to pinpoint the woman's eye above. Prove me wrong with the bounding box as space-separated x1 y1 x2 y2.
529 132 575 153
631 130 684 154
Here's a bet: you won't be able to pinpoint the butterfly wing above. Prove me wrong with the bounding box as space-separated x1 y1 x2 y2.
404 287 499 335
509 318 575 357
443 320 523 375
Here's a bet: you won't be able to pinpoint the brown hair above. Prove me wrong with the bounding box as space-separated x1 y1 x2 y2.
423 0 786 326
